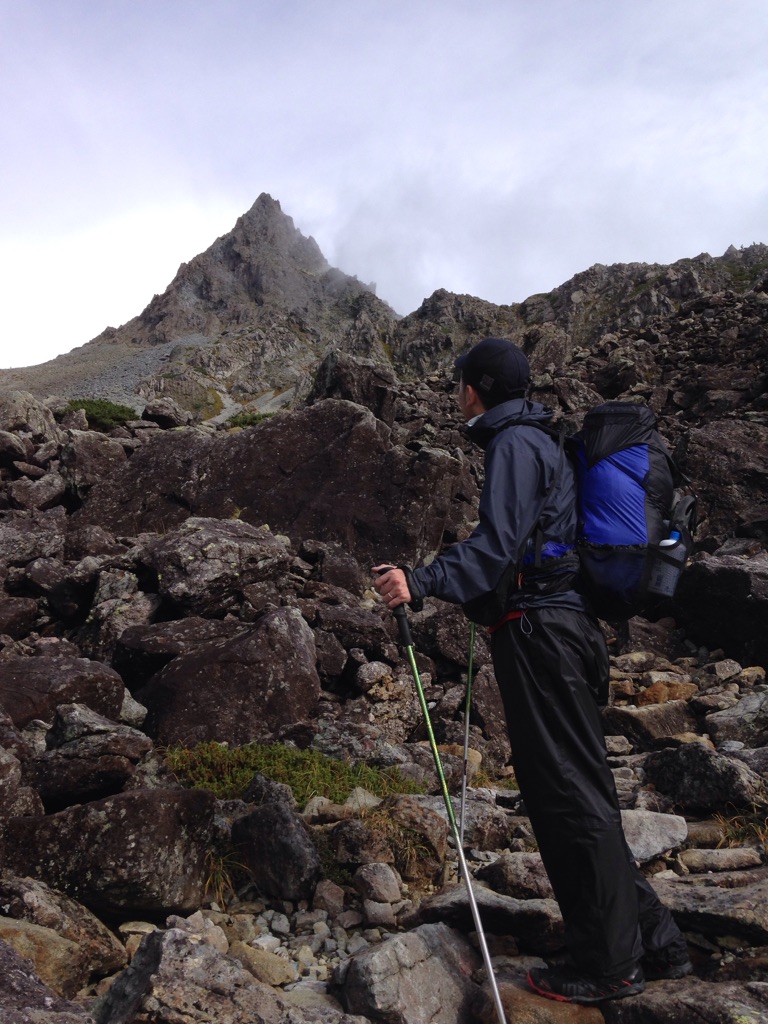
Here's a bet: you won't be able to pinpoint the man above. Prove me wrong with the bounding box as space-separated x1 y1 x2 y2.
374 337 691 1005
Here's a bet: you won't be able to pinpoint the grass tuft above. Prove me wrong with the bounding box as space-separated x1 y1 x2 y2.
164 741 424 805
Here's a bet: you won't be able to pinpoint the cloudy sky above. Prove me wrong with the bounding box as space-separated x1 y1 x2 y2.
2 0 767 368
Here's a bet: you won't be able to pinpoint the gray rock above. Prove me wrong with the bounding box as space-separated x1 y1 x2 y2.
8 471 67 511
475 852 554 900
0 507 67 566
706 690 768 748
20 703 153 811
651 873 768 945
59 430 128 500
0 391 62 444
0 595 39 639
353 863 402 904
339 921 483 1024
140 516 292 617
415 885 564 955
673 550 768 670
620 809 688 863
644 743 768 813
112 616 249 691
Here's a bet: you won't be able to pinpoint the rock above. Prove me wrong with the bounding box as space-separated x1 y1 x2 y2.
0 508 67 566
139 516 292 617
0 937 95 1023
313 879 346 918
602 701 699 751
706 690 768 748
339 922 484 1024
232 802 322 901
599 976 768 1024
644 743 768 813
3 789 215 917
353 863 402 904
0 595 38 639
620 809 688 863
229 939 298 985
58 431 128 501
0 655 124 729
415 885 564 955
382 795 449 884
0 429 30 466
678 848 762 872
650 873 768 946
76 568 162 662
141 397 193 428
112 616 248 691
138 607 321 746
8 471 67 511
673 551 768 669
0 917 89 999
476 853 554 900
20 703 153 811
74 400 465 568
0 875 127 978
0 391 62 444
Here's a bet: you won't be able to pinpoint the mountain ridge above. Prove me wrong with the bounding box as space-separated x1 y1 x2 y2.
2 192 767 421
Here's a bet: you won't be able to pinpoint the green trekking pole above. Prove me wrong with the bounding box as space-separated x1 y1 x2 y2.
388 601 508 1024
459 621 475 848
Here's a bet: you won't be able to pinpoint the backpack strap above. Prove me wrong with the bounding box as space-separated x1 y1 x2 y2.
518 422 567 572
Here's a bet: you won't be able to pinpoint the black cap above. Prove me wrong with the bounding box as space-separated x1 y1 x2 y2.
454 337 530 404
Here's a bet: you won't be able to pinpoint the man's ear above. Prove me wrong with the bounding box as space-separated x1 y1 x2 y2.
464 383 486 415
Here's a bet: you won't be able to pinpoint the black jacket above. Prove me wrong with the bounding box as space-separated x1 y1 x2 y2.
411 398 586 613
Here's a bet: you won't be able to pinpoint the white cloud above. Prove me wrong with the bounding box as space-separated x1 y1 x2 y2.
1 0 767 366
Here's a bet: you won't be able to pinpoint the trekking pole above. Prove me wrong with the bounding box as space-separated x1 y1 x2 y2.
459 621 475 848
388 601 508 1024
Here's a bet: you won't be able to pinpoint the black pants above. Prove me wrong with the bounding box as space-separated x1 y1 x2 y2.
491 606 684 977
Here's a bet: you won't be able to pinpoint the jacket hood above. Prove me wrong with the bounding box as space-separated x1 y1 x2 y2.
467 399 553 450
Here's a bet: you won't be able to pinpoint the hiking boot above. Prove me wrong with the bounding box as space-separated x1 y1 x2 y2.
527 964 646 1004
641 948 694 980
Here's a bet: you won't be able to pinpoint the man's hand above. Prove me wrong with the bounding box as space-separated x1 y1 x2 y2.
372 564 413 609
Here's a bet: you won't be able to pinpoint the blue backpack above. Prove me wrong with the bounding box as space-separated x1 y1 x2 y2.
571 402 695 620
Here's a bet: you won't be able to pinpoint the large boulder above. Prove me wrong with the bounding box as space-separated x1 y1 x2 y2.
74 400 465 566
683 419 768 538
138 606 321 746
3 789 215 917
